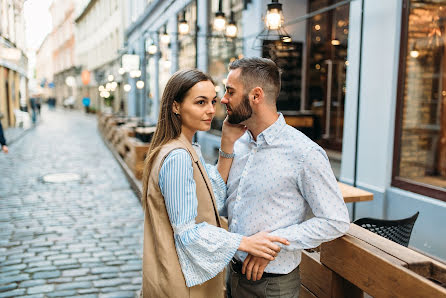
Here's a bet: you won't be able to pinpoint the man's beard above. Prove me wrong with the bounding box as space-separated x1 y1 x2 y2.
227 94 252 124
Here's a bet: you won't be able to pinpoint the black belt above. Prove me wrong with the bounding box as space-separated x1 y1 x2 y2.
230 259 285 278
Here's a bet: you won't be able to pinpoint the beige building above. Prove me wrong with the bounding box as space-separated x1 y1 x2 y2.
75 0 129 113
50 0 78 107
35 34 54 100
0 0 28 129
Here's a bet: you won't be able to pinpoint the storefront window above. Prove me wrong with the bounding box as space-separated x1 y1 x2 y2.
305 0 349 152
158 25 172 102
178 1 197 69
208 0 243 133
393 0 446 201
146 55 156 121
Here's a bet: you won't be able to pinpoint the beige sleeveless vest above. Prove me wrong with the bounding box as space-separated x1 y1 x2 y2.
142 134 225 298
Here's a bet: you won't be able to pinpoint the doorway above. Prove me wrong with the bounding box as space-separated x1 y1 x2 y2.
305 0 350 152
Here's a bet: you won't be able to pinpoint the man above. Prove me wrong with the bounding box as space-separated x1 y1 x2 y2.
220 57 350 297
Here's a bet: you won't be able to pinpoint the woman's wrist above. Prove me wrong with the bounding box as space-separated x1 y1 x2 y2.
238 236 248 252
220 139 235 154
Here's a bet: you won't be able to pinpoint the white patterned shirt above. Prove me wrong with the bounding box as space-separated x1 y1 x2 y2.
159 145 242 287
226 113 350 274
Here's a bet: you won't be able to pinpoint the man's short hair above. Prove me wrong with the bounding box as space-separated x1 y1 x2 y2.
228 57 281 103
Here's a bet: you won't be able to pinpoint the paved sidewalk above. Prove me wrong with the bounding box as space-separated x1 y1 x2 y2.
0 108 144 297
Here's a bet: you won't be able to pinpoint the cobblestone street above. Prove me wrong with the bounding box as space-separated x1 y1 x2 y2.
0 108 144 297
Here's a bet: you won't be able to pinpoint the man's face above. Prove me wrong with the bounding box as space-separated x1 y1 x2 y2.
221 69 253 124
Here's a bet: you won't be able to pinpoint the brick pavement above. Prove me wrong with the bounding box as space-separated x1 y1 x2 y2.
0 108 144 297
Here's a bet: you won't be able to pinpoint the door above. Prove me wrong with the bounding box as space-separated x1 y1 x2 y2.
305 0 349 151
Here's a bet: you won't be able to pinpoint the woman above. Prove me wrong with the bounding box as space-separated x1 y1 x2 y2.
141 69 288 297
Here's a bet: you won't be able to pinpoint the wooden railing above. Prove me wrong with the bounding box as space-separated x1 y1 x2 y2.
300 224 446 297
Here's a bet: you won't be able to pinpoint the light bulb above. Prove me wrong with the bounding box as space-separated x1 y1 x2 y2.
265 8 283 30
148 44 157 54
226 23 238 38
213 12 226 32
124 84 131 92
136 80 145 89
108 74 114 82
161 33 170 45
178 21 190 35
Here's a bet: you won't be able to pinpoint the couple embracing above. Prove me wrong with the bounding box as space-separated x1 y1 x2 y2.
141 57 350 298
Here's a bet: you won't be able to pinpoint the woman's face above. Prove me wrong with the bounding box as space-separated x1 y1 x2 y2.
176 80 217 137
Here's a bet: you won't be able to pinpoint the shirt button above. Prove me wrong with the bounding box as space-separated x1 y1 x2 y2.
233 219 237 224
236 195 241 201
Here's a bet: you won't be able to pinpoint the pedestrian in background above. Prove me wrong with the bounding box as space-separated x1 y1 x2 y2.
0 118 8 154
82 96 91 113
140 69 289 297
30 96 37 124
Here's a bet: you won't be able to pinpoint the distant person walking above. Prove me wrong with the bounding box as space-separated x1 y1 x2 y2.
0 119 8 154
82 96 91 113
30 96 37 124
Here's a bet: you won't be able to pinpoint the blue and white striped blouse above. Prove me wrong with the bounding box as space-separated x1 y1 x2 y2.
158 145 243 287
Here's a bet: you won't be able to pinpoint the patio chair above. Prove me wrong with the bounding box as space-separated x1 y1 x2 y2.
353 211 419 247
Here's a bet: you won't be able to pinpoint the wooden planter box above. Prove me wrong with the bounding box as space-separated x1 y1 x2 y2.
123 137 150 180
301 224 446 297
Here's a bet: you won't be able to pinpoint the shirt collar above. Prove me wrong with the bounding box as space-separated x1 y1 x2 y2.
247 113 286 146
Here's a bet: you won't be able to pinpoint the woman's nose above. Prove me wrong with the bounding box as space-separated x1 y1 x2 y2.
207 103 215 114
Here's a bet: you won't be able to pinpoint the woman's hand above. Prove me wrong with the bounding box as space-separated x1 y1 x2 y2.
220 117 246 152
238 231 289 261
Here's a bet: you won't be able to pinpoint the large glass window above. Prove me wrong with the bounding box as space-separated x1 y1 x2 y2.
178 1 197 69
208 0 243 134
305 0 349 152
158 25 172 102
393 0 446 201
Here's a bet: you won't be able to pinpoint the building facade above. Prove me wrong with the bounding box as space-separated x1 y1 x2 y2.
50 0 78 107
125 0 446 262
0 0 28 128
75 0 129 113
35 34 54 101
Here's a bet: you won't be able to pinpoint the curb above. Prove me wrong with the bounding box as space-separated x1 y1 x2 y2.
99 130 143 204
6 125 37 146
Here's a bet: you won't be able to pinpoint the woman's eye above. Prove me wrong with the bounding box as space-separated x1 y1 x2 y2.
197 100 204 105
212 99 217 105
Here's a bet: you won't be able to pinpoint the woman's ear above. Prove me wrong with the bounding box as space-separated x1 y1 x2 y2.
172 101 180 115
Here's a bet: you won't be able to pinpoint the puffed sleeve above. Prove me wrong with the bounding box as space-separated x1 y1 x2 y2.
159 149 242 287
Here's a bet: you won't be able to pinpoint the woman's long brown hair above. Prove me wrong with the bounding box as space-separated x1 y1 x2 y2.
141 69 213 209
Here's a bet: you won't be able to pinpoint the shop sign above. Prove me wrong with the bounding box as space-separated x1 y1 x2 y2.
122 54 140 71
0 46 21 61
81 70 91 85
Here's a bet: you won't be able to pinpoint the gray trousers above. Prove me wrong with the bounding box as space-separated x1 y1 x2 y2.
228 265 300 298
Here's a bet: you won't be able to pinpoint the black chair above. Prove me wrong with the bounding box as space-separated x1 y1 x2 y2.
353 212 419 247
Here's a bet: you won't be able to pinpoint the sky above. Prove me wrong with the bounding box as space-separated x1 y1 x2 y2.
24 0 53 51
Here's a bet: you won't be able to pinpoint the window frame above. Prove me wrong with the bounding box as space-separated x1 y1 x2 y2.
392 0 446 202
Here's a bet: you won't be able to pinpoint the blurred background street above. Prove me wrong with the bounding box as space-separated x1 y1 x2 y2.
0 107 143 297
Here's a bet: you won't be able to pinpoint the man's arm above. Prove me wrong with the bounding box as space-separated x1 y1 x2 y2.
269 146 350 251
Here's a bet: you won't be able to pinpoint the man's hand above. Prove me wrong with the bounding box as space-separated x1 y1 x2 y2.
238 231 289 260
242 254 271 281
2 145 8 154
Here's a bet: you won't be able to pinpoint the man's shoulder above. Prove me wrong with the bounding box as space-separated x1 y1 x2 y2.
280 124 318 149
